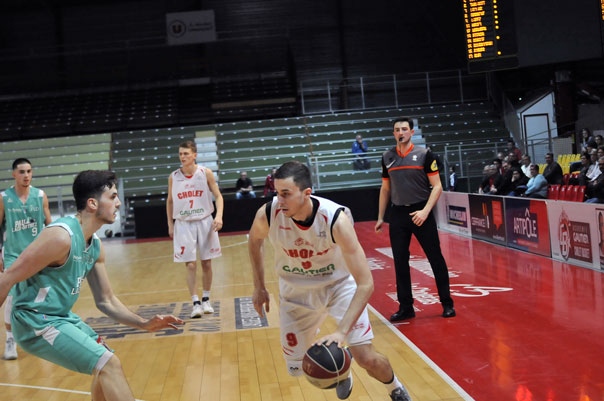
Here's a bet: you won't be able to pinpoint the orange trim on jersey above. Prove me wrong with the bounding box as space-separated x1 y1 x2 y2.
390 165 423 172
396 143 414 157
427 170 440 177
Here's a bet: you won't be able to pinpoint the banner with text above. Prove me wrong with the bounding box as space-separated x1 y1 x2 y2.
547 201 603 270
435 192 471 237
468 194 506 245
504 197 551 257
166 10 216 45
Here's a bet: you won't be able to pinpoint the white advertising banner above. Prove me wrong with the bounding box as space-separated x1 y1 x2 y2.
547 200 604 271
166 10 216 45
435 192 472 237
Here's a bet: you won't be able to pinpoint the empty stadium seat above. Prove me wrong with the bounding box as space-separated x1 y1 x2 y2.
547 184 560 200
559 185 568 201
574 185 586 202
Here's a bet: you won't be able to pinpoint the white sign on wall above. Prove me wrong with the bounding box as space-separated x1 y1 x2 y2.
166 10 216 45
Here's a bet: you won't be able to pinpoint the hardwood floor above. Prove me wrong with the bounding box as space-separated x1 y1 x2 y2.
0 233 465 401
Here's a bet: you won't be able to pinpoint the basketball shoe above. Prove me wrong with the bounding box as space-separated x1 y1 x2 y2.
390 386 412 401
202 300 214 314
3 338 18 360
191 303 203 318
336 374 353 399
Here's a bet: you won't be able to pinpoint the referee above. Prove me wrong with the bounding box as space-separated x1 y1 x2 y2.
375 117 455 321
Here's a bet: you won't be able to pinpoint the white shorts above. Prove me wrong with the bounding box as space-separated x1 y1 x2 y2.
173 218 222 263
278 276 374 375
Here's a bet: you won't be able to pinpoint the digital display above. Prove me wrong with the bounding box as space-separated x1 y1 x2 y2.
463 0 518 72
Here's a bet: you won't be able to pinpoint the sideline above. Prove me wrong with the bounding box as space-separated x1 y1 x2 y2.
368 304 475 401
0 382 146 400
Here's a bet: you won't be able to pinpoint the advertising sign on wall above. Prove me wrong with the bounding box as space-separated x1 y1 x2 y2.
504 197 551 257
435 192 471 237
468 194 506 245
548 202 595 269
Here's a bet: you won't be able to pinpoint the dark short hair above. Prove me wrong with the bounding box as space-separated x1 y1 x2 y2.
275 161 312 191
73 170 118 211
179 140 197 153
392 117 414 130
12 158 32 170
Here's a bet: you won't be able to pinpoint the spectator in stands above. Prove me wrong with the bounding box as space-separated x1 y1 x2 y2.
0 158 52 361
594 134 603 149
506 139 522 160
578 128 595 153
508 168 529 196
352 134 370 170
587 149 602 182
167 140 224 318
523 164 549 199
478 164 503 195
263 167 277 197
448 166 457 191
569 152 591 186
493 158 504 175
520 154 532 177
235 171 256 199
542 152 564 185
585 157 604 203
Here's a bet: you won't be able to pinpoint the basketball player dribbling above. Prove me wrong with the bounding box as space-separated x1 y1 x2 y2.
248 161 412 401
166 140 224 318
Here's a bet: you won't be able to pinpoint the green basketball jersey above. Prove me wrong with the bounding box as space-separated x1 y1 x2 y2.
12 215 101 323
1 186 47 268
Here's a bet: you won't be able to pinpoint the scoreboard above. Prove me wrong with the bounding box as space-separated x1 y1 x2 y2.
463 0 518 72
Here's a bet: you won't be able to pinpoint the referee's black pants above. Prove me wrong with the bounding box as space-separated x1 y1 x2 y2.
388 202 454 310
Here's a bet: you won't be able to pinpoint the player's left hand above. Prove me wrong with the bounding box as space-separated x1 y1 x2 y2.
409 209 429 226
144 314 184 331
315 332 347 348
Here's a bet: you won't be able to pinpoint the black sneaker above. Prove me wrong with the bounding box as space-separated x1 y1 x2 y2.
335 375 353 399
390 386 412 401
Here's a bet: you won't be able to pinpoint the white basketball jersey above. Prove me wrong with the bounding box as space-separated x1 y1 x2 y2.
171 166 214 221
267 195 353 289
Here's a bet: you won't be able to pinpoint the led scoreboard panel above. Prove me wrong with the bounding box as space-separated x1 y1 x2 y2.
463 0 518 72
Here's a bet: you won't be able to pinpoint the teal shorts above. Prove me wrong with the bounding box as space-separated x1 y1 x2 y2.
12 309 114 375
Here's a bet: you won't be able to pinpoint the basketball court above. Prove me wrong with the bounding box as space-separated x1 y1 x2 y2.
0 221 602 401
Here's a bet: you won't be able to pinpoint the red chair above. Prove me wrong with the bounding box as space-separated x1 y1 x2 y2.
548 184 560 200
558 185 568 201
563 173 570 185
575 185 586 202
563 185 576 201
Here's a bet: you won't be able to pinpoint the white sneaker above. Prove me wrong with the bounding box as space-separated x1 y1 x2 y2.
202 300 214 314
190 303 203 318
3 338 18 360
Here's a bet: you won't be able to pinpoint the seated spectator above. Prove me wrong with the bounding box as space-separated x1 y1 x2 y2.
585 157 604 203
569 152 591 186
520 154 532 177
478 164 503 195
508 168 529 196
587 149 602 182
235 171 256 199
263 167 277 197
543 152 564 185
352 134 370 170
523 164 549 199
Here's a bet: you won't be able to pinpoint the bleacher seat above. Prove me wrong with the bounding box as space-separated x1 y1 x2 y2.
574 185 586 202
547 184 560 200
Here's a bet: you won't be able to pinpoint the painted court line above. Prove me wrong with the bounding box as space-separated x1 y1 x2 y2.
368 304 475 401
0 383 146 400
